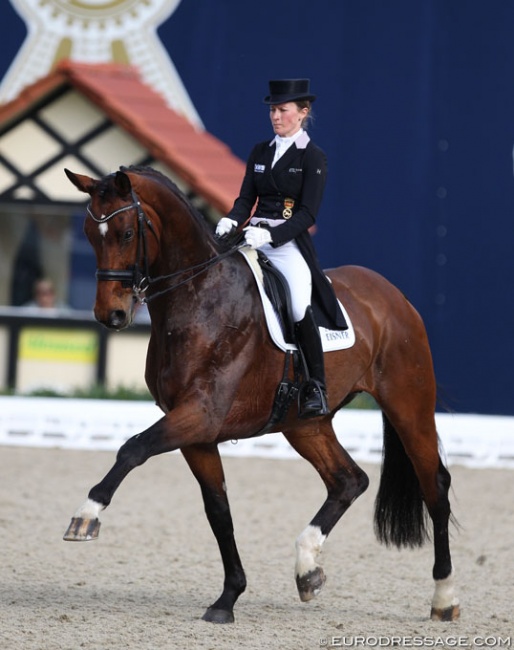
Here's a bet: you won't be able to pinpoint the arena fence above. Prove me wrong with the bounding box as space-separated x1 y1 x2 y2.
0 396 512 469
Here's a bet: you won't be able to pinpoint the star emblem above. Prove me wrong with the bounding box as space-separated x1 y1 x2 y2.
1 0 202 126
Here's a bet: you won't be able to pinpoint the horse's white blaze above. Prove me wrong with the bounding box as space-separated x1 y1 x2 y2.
431 570 459 609
73 498 104 520
98 221 108 236
295 525 326 577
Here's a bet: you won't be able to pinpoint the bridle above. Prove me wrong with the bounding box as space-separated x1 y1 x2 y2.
87 190 152 300
87 189 244 303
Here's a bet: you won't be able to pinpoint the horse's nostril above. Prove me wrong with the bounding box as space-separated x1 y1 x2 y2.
109 310 127 329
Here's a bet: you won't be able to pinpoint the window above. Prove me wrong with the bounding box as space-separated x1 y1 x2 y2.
0 205 96 310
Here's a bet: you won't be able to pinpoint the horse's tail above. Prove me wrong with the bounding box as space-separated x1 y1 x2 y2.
374 413 429 548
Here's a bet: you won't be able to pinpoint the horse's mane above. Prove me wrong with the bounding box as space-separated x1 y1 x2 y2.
119 165 219 245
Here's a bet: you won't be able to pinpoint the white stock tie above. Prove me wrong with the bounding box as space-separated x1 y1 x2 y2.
272 133 300 167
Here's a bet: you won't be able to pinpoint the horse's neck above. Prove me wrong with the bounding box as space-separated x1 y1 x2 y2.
147 252 252 320
145 196 226 308
161 236 218 281
150 205 217 272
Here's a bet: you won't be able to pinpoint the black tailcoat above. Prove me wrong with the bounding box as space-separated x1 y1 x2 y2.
227 133 346 329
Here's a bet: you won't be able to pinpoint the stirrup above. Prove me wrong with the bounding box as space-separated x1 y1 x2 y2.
298 380 329 419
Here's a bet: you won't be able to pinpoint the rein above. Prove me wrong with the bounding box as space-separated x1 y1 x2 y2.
87 191 244 303
144 245 245 302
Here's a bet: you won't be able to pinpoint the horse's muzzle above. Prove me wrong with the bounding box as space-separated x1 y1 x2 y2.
97 309 131 331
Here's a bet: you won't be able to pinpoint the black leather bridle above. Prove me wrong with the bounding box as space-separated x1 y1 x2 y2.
87 190 153 300
87 190 244 303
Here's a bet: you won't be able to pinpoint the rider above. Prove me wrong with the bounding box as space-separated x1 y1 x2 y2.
216 79 347 418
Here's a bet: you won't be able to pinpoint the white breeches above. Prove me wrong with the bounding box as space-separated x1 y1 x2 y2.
259 240 312 322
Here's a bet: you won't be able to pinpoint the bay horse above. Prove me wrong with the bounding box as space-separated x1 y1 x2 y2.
63 165 459 624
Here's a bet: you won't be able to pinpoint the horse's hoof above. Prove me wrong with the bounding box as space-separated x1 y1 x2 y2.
296 566 326 602
202 607 234 624
430 604 460 621
63 517 101 541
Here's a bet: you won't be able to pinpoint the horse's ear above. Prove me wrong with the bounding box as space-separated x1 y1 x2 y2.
114 171 132 197
64 168 97 194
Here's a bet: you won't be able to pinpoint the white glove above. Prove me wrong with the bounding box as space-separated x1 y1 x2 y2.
215 217 238 237
243 226 272 249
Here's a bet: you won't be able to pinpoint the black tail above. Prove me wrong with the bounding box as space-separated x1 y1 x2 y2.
374 413 429 548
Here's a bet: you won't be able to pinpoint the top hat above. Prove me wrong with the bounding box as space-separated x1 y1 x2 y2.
263 79 316 104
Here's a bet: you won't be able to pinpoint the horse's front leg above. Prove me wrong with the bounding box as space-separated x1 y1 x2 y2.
180 444 246 624
63 412 193 541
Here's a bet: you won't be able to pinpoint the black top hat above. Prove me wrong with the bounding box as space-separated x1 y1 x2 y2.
263 79 316 104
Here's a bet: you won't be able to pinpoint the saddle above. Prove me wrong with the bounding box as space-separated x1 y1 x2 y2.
257 251 295 344
218 235 354 431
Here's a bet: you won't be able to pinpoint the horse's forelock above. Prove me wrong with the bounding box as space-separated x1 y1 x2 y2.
95 172 120 199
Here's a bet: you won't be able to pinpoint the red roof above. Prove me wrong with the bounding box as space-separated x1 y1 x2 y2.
0 61 244 213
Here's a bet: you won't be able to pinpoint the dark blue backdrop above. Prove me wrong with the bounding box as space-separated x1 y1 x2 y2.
2 1 513 414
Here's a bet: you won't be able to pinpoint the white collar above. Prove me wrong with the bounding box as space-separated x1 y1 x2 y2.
270 129 310 150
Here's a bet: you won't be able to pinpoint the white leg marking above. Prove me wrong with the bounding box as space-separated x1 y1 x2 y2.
73 498 104 520
432 569 459 609
295 525 326 578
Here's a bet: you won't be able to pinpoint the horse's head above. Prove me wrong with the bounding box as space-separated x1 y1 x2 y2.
65 168 157 330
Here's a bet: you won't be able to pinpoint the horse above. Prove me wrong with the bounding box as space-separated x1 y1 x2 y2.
62 165 459 624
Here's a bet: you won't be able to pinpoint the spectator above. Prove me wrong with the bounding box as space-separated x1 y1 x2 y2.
23 278 70 311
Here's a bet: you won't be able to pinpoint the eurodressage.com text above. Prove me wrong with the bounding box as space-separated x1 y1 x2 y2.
319 637 512 648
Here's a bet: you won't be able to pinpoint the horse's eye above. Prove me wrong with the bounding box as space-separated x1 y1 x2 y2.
123 229 134 242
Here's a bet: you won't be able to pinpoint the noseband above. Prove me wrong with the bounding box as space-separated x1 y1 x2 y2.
87 191 152 299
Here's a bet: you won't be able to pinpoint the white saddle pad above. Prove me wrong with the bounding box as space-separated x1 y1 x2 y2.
239 249 355 353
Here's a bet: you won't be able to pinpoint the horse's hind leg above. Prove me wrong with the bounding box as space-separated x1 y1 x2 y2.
283 421 369 602
375 407 460 621
181 444 246 624
428 460 458 621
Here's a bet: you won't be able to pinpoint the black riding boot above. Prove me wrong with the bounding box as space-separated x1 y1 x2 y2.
295 306 329 418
